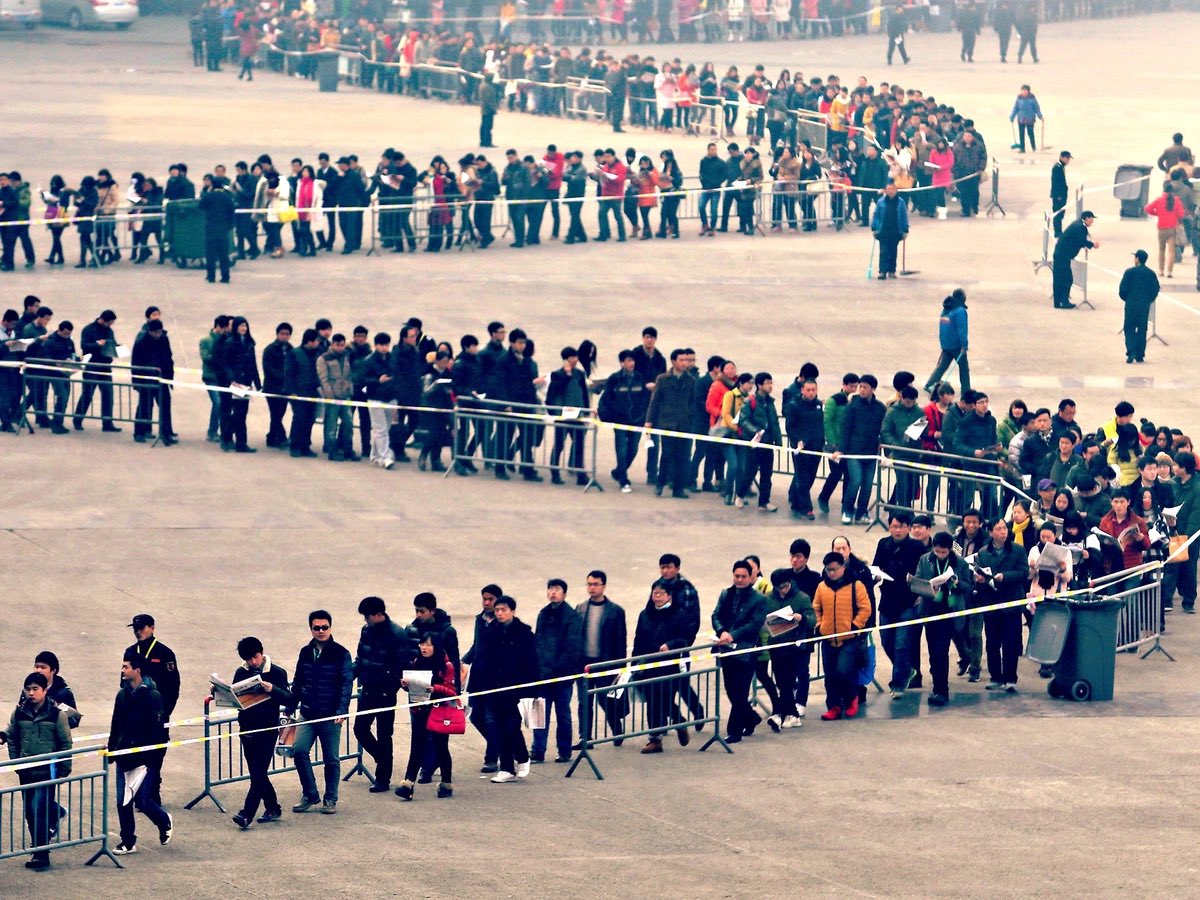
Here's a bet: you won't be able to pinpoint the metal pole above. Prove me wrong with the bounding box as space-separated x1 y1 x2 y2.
185 700 225 811
85 755 121 868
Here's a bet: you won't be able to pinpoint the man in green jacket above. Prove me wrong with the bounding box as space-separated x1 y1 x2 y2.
737 372 783 512
882 385 925 509
817 372 858 514
198 315 230 442
6 672 73 870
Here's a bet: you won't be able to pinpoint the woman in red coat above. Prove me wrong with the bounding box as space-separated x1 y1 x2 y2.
395 634 457 800
1144 190 1187 278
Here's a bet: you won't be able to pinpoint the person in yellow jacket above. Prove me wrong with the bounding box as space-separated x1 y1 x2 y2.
813 552 872 720
719 373 753 507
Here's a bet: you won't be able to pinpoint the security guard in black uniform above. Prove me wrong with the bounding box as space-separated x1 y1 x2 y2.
125 614 180 805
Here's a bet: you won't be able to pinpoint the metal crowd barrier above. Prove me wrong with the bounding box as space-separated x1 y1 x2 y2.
875 445 1016 529
185 695 372 813
1099 571 1173 660
0 747 121 869
15 360 163 438
450 401 602 491
567 645 729 781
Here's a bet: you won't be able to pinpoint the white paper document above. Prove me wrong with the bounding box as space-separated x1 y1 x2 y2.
903 419 927 441
403 669 433 701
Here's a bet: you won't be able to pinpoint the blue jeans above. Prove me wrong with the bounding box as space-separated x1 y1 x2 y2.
699 190 719 229
842 458 877 518
880 604 918 689
204 382 221 437
722 442 745 501
292 719 342 803
530 680 574 760
613 428 641 486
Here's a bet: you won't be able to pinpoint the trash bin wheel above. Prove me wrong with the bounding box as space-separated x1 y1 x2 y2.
175 258 188 269
1070 680 1091 702
1047 682 1062 699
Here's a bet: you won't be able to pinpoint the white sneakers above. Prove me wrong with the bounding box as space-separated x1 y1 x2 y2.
795 705 806 717
781 715 803 729
490 771 516 783
516 761 531 779
767 714 782 732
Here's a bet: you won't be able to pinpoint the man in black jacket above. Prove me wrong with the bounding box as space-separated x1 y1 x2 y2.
872 513 926 696
462 584 501 772
717 143 742 232
130 319 174 444
472 597 539 783
353 597 413 793
532 578 583 763
285 328 322 457
261 323 292 448
782 374 824 519
631 327 666 484
886 4 910 65
712 561 770 743
493 328 542 481
109 652 173 854
1052 211 1097 309
632 580 694 753
1118 249 1161 364
36 321 76 434
124 612 180 805
835 374 886 524
562 151 589 244
547 347 591 486
576 571 628 745
389 325 423 462
1049 151 1071 238
73 310 121 432
233 161 260 259
698 142 725 235
290 609 354 814
230 637 292 828
198 176 236 283
597 350 648 492
334 157 368 253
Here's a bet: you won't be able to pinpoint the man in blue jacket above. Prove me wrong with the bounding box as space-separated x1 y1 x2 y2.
923 289 971 395
290 610 354 815
871 183 909 279
834 374 886 525
1009 84 1043 153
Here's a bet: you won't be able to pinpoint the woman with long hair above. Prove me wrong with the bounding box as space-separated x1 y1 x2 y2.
220 316 262 452
658 149 683 238
42 175 70 266
73 175 99 268
1144 186 1188 278
633 155 661 239
396 633 458 800
294 165 323 257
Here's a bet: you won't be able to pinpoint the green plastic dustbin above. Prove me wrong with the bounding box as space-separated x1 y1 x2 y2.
1045 598 1126 702
164 199 206 268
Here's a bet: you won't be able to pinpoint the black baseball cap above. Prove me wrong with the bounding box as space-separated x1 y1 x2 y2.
129 614 155 629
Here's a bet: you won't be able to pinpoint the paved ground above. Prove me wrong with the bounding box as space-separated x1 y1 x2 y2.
2 12 1199 897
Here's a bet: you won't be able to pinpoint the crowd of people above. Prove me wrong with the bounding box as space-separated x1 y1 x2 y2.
6 443 1196 867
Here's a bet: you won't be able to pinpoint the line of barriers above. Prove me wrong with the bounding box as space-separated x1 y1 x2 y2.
185 694 374 813
0 747 120 869
8 360 165 441
1096 569 1173 660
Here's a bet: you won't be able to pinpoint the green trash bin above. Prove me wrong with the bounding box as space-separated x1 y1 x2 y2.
317 51 339 93
1029 598 1125 702
164 199 206 268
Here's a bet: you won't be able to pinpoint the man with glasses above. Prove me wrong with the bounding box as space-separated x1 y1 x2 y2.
290 610 353 815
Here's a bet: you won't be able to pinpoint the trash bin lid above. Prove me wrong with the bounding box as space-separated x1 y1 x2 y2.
1025 600 1072 665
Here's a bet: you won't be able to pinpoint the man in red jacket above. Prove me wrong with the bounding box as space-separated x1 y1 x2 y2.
542 144 566 239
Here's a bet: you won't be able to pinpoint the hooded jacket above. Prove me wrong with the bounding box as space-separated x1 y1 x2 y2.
632 600 693 675
107 676 164 770
938 292 969 351
354 617 415 697
316 347 354 400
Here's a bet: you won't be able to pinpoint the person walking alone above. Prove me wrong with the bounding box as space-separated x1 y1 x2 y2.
923 289 971 395
1118 249 1160 364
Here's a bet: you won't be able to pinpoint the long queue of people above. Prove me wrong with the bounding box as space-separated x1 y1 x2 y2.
7 461 1197 872
5 293 1200 564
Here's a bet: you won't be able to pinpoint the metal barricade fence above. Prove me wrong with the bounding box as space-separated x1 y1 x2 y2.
15 360 163 438
0 747 120 868
185 696 372 813
875 445 1015 528
450 402 602 491
1102 572 1173 660
567 646 730 781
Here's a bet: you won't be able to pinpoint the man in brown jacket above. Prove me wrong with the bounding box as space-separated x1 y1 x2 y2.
316 333 359 462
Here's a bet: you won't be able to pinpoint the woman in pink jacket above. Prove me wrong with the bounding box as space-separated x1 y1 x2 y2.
927 139 955 217
1144 190 1187 278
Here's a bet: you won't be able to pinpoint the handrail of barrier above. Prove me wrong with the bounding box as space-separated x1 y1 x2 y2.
567 651 727 781
17 361 163 438
185 694 372 813
450 406 602 490
0 747 120 868
1107 572 1172 660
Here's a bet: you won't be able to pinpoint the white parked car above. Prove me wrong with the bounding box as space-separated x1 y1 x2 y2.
0 0 41 29
40 0 137 29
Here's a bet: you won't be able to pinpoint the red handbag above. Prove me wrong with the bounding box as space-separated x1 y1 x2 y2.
427 702 466 735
